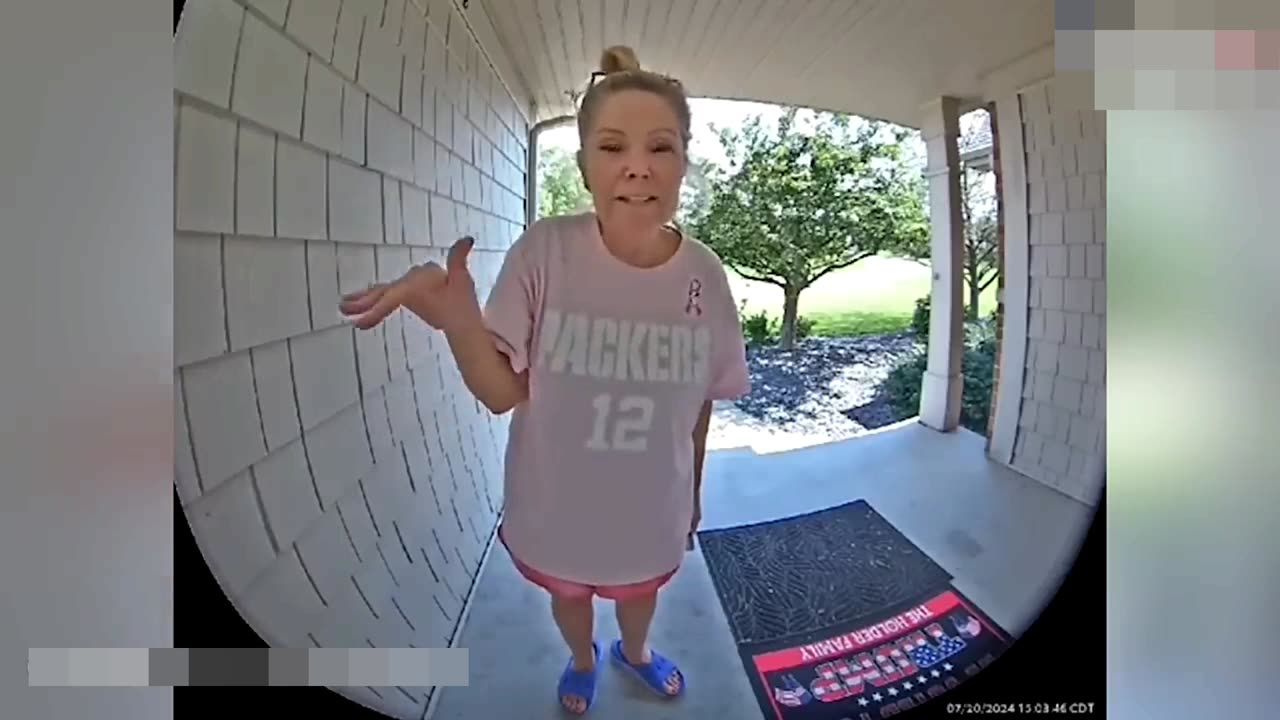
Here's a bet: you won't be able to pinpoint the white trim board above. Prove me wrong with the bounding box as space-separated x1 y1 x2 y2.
980 43 1055 103
989 91 1030 466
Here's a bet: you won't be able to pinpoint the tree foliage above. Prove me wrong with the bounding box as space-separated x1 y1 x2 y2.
536 146 592 219
898 114 1001 320
960 165 999 320
690 108 929 348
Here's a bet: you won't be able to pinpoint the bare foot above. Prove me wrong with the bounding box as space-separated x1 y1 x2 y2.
622 645 682 695
560 653 596 714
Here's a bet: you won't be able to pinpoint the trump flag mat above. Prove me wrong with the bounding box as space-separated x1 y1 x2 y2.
737 586 1011 719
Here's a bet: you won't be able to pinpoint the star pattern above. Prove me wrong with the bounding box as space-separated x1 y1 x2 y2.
762 605 1010 714
907 636 966 668
844 671 954 708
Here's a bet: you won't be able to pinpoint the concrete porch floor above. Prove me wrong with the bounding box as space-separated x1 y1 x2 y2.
429 420 1097 720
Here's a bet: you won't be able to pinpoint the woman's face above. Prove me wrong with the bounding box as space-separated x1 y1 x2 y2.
579 89 686 231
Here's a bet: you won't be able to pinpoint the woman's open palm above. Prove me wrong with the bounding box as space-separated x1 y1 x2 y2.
338 236 481 333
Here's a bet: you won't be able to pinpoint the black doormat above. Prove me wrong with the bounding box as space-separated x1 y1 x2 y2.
738 586 1011 719
697 499 954 645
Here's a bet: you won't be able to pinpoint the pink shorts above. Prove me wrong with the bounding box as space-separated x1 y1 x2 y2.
499 525 678 601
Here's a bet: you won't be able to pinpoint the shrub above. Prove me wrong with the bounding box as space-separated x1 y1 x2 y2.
882 317 999 434
743 312 774 346
738 300 816 346
882 348 928 418
959 333 997 433
911 296 931 338
740 301 775 346
795 315 816 341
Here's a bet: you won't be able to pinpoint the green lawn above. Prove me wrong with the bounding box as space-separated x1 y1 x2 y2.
726 256 999 338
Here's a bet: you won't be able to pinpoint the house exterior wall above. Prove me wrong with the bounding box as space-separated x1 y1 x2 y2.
1007 78 1106 506
174 0 529 715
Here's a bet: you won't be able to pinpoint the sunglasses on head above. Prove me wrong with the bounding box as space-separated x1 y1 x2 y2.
585 69 683 90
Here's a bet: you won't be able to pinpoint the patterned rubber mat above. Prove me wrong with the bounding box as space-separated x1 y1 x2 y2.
697 499 953 645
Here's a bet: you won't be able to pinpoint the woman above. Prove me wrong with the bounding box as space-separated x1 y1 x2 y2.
340 45 750 715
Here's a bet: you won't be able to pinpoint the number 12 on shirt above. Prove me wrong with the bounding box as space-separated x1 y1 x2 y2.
586 393 656 452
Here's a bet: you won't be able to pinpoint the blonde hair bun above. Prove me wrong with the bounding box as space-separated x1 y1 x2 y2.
599 45 641 74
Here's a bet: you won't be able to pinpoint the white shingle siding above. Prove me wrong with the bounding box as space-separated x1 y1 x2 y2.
175 2 529 713
302 58 344 154
402 185 430 246
363 389 397 456
384 177 405 245
222 235 311 350
243 0 288 25
176 104 236 234
330 1 365 79
181 352 266 490
1009 79 1106 506
306 241 342 330
328 156 383 243
253 439 323 548
232 13 308 138
367 100 416 182
174 232 228 366
284 0 341 61
238 549 328 646
174 0 243 108
290 325 360 430
175 372 202 504
251 340 302 452
188 469 277 596
275 139 328 240
236 124 277 237
340 83 367 164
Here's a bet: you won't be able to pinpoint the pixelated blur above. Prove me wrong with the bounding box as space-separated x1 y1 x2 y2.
1108 109 1279 717
1 1 174 719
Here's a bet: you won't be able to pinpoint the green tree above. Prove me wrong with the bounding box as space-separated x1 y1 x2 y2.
960 166 998 320
536 146 592 219
691 109 929 349
898 116 1000 320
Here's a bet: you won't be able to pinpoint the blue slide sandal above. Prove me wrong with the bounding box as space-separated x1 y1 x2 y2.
557 641 601 714
609 639 685 698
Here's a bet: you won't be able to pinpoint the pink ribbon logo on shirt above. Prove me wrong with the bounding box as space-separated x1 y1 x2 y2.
686 279 703 316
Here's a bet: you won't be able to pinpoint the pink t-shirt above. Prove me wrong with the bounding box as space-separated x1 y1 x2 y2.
483 212 751 586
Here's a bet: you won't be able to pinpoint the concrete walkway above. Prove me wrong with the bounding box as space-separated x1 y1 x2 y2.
428 421 1096 720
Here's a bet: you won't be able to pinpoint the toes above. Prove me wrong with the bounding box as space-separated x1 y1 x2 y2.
665 671 683 694
561 694 585 714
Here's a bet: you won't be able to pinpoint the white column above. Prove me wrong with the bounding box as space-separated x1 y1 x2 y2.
917 96 965 432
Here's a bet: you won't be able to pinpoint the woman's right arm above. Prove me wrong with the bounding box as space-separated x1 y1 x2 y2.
443 319 528 415
447 224 541 415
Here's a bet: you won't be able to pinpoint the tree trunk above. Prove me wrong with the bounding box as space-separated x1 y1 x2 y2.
968 278 981 321
779 285 801 350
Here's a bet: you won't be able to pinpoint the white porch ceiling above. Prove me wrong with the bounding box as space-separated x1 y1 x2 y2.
472 0 1055 129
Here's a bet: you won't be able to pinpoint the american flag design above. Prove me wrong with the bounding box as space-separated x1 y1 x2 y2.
952 613 982 639
755 597 1010 720
773 674 811 707
906 633 967 669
